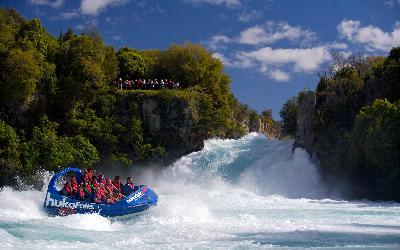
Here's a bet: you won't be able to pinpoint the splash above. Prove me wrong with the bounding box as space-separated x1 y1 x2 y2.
0 133 399 249
144 133 324 199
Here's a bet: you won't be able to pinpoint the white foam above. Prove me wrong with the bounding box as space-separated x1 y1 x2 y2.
49 213 122 232
0 187 44 221
0 133 399 249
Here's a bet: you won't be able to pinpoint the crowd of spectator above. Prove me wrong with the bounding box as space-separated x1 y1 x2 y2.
113 78 181 90
61 168 136 205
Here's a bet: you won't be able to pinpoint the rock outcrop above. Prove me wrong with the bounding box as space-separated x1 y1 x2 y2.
248 114 282 139
293 91 315 154
116 93 204 164
141 97 204 162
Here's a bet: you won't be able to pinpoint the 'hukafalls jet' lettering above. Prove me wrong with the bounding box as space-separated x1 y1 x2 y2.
45 192 94 210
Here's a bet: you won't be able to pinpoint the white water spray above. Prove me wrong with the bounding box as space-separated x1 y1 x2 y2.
0 133 399 249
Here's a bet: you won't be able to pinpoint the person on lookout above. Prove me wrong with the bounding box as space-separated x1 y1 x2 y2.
122 177 135 195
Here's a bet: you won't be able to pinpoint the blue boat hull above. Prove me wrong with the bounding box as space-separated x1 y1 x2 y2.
43 168 158 217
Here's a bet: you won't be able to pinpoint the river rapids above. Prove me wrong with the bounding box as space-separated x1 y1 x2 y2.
1 133 399 249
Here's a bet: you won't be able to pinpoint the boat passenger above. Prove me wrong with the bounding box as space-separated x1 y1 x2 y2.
106 196 115 205
122 177 135 195
105 188 116 204
112 176 122 192
97 173 107 185
70 176 78 193
106 179 118 194
61 181 73 196
75 184 86 201
94 185 106 203
114 192 124 201
91 175 99 189
82 171 90 183
83 181 92 197
86 167 94 180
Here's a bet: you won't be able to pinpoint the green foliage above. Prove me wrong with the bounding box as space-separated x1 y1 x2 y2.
348 99 400 199
312 65 366 173
367 47 400 103
0 120 20 161
0 120 22 184
280 96 298 136
22 116 99 173
117 49 148 79
0 9 19 55
157 43 232 117
55 34 109 108
137 49 161 78
0 48 42 102
0 9 271 185
103 46 119 84
248 110 259 126
283 47 400 200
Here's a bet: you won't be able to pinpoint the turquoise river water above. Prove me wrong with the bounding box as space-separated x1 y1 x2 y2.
1 133 399 249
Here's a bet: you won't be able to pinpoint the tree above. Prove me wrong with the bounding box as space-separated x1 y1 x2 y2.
280 96 298 136
367 47 400 103
348 99 400 199
261 109 272 120
157 43 233 136
103 45 119 84
157 43 227 91
22 116 99 172
117 50 147 79
0 120 22 185
15 18 58 60
0 48 41 102
55 34 108 107
0 9 18 55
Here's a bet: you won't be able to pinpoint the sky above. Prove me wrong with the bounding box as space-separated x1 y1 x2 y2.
1 0 399 119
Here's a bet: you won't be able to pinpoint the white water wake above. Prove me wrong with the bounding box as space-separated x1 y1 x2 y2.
1 133 400 249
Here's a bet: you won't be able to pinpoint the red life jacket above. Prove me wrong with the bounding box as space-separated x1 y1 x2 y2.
79 189 85 199
98 177 106 185
71 180 78 191
106 183 115 191
84 183 92 194
66 185 73 196
107 196 115 204
96 190 103 200
112 180 121 191
88 171 93 180
91 179 99 188
83 173 90 183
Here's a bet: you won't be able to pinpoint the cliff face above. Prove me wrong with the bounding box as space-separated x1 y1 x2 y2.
117 92 204 164
141 98 204 161
293 91 315 154
249 117 282 139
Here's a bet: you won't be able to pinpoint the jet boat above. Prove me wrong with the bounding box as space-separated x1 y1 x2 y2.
43 167 158 217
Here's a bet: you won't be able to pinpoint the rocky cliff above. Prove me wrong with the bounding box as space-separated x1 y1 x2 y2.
141 97 204 161
248 114 282 139
293 91 315 154
117 92 204 164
